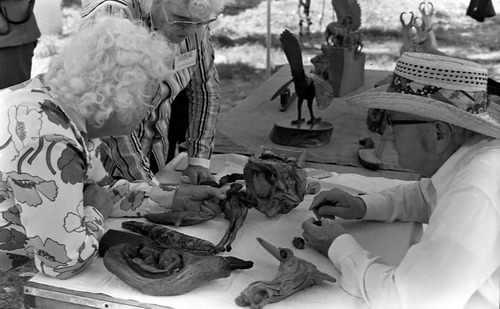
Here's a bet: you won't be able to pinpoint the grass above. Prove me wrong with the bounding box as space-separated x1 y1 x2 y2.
34 0 500 113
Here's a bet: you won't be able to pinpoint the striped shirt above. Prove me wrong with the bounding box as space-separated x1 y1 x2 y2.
81 0 220 181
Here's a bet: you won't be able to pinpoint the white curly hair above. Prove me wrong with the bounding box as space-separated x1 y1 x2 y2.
45 16 174 128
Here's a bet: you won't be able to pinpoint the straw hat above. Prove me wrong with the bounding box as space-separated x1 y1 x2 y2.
347 52 500 139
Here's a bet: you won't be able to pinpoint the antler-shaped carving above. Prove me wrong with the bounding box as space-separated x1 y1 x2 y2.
399 2 444 56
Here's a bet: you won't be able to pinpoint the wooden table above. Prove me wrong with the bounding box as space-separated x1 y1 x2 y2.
24 68 423 309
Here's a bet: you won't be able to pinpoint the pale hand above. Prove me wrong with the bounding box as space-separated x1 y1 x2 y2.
309 188 367 220
182 164 216 185
83 183 113 220
301 217 347 257
172 185 227 215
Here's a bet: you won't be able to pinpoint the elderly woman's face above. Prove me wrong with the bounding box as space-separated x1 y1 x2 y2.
151 0 211 43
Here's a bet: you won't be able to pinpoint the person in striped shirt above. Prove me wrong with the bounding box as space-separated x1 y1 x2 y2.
80 0 234 184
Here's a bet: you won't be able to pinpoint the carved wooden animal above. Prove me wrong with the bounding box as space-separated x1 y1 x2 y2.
235 238 336 309
324 20 348 46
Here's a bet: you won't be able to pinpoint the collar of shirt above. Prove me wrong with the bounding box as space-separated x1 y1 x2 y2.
430 134 495 196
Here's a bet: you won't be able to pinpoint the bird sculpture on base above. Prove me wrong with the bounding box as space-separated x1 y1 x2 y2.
272 29 334 126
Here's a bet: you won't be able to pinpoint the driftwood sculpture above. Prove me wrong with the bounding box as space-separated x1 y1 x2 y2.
271 29 334 125
216 183 255 251
244 152 307 217
235 238 336 309
103 243 253 296
121 221 224 255
144 209 218 226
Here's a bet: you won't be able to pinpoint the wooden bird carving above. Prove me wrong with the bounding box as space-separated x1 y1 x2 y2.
272 29 334 126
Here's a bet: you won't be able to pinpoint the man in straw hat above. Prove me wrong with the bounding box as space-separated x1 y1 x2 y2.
302 52 499 308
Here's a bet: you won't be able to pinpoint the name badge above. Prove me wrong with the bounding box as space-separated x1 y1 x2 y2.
174 49 197 71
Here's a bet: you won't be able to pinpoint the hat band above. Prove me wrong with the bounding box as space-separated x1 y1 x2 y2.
390 74 490 115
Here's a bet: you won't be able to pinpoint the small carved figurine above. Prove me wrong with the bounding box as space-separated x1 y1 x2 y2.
103 243 253 296
235 238 336 309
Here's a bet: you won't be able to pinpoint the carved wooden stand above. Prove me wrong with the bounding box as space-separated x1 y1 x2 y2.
269 120 334 148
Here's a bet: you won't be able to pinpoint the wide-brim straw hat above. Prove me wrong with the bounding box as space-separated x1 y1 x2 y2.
347 52 500 139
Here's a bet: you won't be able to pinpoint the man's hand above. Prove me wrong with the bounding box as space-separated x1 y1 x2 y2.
182 164 216 185
172 185 227 215
309 188 367 220
83 183 113 220
301 217 347 257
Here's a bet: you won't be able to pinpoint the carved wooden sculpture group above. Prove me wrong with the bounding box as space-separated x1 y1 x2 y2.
102 151 336 305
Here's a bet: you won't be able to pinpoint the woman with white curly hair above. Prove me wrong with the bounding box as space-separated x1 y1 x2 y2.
80 0 235 186
0 16 226 279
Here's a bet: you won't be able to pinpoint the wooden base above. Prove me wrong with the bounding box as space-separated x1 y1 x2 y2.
313 46 365 97
269 120 333 148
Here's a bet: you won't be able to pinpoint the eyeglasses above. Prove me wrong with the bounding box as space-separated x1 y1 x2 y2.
384 115 434 134
161 5 217 28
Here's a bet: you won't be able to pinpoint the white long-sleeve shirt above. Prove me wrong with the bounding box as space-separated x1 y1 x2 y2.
328 135 500 309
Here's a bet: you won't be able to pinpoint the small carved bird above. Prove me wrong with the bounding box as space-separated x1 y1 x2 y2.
271 29 334 126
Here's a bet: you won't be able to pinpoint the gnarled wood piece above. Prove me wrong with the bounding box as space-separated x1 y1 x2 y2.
122 221 223 255
235 238 336 308
144 209 218 227
103 243 253 296
244 153 307 217
216 183 256 252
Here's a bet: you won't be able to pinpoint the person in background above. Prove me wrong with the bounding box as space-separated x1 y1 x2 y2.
80 0 234 185
0 16 226 278
0 0 40 89
303 52 500 308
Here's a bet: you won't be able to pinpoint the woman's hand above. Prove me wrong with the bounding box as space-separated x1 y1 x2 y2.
182 165 216 184
172 185 227 215
83 183 113 220
309 188 367 220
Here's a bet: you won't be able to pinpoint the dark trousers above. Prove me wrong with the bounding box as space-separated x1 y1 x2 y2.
0 41 37 89
166 88 189 163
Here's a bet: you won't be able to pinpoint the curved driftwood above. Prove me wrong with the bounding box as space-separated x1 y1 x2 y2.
104 243 252 296
235 238 335 309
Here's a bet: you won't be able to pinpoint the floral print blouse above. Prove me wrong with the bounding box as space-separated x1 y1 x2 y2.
0 76 177 278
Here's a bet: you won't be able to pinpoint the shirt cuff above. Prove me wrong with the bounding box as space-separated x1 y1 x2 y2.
188 157 210 168
328 234 363 266
360 193 390 221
